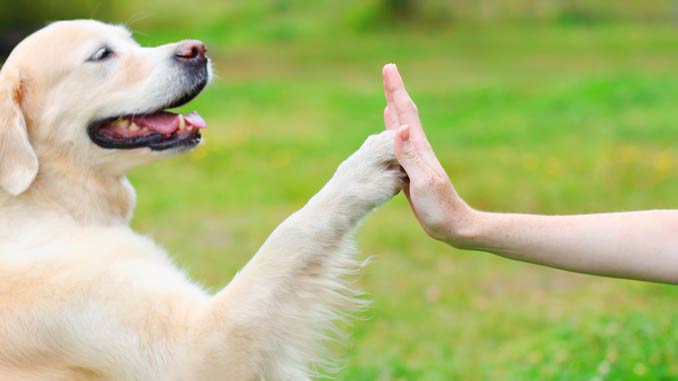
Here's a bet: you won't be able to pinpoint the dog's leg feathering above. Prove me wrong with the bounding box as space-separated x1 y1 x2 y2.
183 131 404 381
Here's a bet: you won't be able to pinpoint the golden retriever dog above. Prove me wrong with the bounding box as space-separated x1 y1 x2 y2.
0 20 404 380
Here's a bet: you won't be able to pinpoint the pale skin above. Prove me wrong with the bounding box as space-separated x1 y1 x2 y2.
382 63 678 284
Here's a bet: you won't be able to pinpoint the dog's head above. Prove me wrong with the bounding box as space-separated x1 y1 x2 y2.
0 20 211 196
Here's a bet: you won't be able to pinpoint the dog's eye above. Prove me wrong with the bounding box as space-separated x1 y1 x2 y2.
88 47 114 62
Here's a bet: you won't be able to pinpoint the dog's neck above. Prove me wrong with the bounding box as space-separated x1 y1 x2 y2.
2 159 136 226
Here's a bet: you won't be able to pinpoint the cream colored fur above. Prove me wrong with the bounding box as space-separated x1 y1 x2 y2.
0 20 403 380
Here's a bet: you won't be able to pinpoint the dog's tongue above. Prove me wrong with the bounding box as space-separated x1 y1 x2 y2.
132 111 206 135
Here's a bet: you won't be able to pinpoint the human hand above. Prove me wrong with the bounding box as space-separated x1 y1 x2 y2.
382 64 477 246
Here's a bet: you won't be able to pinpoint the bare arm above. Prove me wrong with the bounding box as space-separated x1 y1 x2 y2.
467 210 678 283
382 63 678 284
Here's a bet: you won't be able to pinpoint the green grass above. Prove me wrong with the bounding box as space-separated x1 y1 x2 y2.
126 24 678 380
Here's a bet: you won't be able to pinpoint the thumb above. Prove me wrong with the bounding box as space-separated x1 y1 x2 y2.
394 125 426 180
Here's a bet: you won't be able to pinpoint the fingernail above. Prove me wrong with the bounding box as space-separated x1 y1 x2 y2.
398 125 410 141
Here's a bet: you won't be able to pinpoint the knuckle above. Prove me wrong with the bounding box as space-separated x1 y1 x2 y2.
402 144 417 159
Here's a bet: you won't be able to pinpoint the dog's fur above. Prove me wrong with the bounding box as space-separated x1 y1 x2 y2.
0 20 403 380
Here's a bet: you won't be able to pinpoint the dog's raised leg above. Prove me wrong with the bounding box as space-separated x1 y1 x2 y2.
183 130 404 381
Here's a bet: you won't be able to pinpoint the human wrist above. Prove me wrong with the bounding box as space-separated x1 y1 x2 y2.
441 203 486 250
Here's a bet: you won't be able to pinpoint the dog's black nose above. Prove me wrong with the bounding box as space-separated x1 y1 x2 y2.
174 40 207 64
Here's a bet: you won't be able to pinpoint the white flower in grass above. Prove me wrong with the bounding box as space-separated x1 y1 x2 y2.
633 362 647 376
597 360 610 376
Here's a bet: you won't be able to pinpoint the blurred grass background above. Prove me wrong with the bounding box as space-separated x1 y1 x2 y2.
2 1 678 380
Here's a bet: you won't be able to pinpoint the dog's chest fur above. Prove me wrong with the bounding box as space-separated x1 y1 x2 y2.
0 224 209 381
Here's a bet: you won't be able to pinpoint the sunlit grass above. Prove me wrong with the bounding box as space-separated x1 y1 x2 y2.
127 24 678 380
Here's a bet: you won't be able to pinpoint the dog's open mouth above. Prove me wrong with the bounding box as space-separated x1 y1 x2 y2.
88 110 206 151
89 111 206 151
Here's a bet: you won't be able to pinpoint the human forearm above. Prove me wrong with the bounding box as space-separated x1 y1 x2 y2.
453 209 678 284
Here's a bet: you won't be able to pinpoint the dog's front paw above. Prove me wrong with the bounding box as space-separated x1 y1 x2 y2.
334 130 407 209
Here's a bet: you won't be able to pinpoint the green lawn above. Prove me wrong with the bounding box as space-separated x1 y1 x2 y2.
127 24 678 380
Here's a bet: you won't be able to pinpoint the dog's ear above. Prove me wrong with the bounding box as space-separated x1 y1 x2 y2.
0 69 38 196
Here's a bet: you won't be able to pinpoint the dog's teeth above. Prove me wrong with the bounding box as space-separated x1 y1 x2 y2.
129 123 140 132
178 115 185 130
115 118 129 128
141 127 149 132
187 126 193 131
